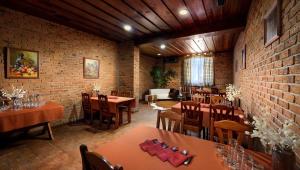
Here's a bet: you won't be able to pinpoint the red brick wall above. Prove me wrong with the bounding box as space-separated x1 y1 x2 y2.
139 54 162 99
0 7 119 124
165 53 233 89
233 0 300 161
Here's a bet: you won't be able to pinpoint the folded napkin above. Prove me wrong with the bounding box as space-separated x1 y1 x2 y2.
157 148 174 162
168 152 191 167
147 144 164 156
139 140 155 151
108 96 118 99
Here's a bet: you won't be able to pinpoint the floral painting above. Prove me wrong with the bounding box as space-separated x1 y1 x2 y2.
5 47 39 79
83 58 99 79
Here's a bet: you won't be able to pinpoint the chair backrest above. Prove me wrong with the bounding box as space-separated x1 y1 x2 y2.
159 110 183 133
181 101 203 129
191 94 205 103
218 92 226 98
210 119 250 145
198 91 211 103
98 95 110 114
210 104 236 121
82 93 91 113
211 96 225 105
80 144 123 170
111 90 118 96
119 91 132 97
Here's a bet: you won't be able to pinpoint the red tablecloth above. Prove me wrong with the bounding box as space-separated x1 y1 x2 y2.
0 101 64 132
90 96 135 114
94 126 271 170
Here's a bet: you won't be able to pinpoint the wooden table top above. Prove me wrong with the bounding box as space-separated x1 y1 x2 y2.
90 96 135 104
94 126 271 170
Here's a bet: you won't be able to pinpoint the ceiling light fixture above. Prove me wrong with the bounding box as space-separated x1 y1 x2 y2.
179 9 188 15
160 44 166 49
123 24 132 31
157 53 161 56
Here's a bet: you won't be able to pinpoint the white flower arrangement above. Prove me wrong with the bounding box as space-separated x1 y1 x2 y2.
92 83 100 92
1 85 27 99
225 84 241 102
246 107 300 152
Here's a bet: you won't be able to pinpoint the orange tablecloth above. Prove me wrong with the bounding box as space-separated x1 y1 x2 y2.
0 101 64 132
90 96 135 114
94 126 271 170
171 103 243 128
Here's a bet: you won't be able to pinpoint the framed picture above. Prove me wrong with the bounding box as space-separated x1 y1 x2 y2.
5 47 39 79
241 45 246 70
264 0 281 46
83 58 99 79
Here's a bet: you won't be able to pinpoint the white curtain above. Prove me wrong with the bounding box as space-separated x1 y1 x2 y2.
184 55 214 86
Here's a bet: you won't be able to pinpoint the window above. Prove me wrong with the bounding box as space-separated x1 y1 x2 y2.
183 55 214 86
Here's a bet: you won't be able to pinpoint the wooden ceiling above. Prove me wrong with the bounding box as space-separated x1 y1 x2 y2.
0 0 252 56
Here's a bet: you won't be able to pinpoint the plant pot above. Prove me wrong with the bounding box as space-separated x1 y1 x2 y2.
272 148 296 170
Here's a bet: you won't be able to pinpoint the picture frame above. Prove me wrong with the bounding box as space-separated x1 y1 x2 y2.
264 0 281 46
5 47 39 79
83 58 99 79
241 44 246 70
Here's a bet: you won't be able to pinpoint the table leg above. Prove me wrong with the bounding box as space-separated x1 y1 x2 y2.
127 104 131 123
156 110 161 128
114 111 120 129
45 122 54 140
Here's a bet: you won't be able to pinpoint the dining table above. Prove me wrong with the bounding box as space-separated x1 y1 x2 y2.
90 96 135 129
0 101 64 140
94 126 272 170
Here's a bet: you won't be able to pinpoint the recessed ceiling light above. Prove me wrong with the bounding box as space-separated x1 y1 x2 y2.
157 53 161 56
179 9 188 16
160 44 166 49
123 24 132 31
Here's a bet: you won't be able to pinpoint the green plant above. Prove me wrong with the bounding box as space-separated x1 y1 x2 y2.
150 66 176 88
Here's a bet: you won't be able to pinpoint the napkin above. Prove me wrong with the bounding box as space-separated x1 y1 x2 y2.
147 144 164 156
139 140 155 151
157 148 174 162
168 152 191 167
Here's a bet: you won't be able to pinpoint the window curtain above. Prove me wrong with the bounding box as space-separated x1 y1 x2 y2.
184 55 214 86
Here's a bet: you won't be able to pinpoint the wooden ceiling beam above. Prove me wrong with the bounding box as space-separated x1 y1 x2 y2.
134 19 245 45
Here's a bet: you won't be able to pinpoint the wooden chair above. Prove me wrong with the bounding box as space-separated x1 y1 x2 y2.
211 96 225 105
98 95 115 129
119 91 132 97
198 91 211 103
191 94 205 103
218 92 226 98
181 101 203 137
210 119 250 145
209 104 236 121
158 110 183 133
80 144 123 170
117 91 133 125
82 93 96 124
111 90 118 96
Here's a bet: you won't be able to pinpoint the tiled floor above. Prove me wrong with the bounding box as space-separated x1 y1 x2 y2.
0 103 157 170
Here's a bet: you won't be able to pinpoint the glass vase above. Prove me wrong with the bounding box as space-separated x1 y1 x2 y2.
272 148 296 170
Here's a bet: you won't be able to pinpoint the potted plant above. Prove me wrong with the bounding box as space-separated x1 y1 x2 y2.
246 107 300 170
150 66 176 88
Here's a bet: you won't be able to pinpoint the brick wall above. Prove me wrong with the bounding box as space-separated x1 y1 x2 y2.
0 7 119 124
164 57 183 89
139 54 161 100
165 53 233 89
118 42 140 106
233 0 300 162
214 52 233 89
